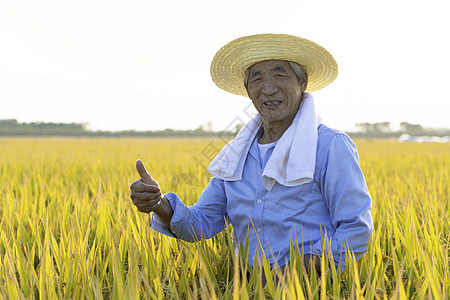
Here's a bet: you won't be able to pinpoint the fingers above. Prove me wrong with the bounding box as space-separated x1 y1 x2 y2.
136 160 154 185
130 180 160 193
130 189 162 201
131 196 162 213
130 183 162 214
130 191 162 203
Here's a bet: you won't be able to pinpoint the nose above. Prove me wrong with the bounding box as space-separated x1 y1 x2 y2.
261 79 278 95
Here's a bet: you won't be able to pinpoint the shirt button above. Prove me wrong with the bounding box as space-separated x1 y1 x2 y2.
257 228 262 233
257 199 262 204
257 171 261 175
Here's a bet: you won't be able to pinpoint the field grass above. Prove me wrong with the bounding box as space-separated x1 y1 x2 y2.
0 138 448 299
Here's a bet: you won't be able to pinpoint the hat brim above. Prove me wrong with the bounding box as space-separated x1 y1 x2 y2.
210 33 338 97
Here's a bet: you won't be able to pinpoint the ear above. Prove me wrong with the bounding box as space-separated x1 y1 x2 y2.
245 85 251 98
299 78 308 92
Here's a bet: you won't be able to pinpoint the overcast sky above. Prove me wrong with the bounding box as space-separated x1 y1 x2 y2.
1 0 449 132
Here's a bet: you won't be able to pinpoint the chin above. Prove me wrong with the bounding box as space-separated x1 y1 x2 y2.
268 109 286 118
262 115 286 122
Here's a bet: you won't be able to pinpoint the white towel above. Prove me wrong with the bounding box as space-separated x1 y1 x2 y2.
207 92 321 191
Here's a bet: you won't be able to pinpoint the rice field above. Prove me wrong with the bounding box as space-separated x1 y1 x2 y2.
0 137 449 299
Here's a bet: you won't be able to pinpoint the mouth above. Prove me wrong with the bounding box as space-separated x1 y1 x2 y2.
263 100 282 107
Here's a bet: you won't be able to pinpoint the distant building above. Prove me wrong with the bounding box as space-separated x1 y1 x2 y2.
398 134 450 143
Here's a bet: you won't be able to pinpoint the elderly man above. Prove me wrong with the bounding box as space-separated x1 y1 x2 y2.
130 34 373 274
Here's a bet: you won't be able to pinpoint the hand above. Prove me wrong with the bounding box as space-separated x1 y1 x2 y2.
130 160 163 213
304 254 321 276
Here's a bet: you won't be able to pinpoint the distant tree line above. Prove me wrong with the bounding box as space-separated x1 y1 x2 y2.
0 119 240 138
0 119 448 138
350 121 450 138
0 119 87 136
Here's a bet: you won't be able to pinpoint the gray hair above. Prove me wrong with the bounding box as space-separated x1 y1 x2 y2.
243 61 308 90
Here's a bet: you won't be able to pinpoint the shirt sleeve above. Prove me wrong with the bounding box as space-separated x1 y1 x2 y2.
314 133 373 269
150 177 228 242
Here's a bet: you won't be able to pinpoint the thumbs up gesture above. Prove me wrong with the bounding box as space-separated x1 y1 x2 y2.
136 159 159 187
130 160 163 214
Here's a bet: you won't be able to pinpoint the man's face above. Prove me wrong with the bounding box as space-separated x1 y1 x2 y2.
246 60 305 123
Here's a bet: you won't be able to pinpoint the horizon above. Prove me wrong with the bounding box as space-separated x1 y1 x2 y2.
2 117 449 134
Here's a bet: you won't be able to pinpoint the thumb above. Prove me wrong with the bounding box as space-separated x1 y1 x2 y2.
136 160 155 185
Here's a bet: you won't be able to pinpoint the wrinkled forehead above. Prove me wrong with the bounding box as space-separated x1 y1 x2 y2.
247 60 293 75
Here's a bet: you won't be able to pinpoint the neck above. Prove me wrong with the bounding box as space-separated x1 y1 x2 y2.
259 115 295 144
261 112 303 146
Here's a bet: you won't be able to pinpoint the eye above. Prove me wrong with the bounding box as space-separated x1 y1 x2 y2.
250 77 262 83
274 73 287 78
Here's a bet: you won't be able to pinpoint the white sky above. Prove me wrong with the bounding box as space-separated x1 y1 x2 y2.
1 0 449 132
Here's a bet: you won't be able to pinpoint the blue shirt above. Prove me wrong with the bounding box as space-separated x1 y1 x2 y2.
151 124 373 269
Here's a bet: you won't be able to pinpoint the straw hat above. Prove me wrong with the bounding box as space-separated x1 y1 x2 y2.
210 33 338 97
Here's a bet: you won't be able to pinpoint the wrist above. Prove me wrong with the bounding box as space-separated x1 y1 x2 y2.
153 195 165 214
154 196 174 228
